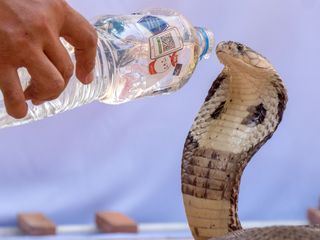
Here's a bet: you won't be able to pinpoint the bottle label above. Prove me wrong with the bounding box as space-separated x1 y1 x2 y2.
149 27 183 60
149 51 178 75
173 63 183 76
137 15 184 76
138 15 169 35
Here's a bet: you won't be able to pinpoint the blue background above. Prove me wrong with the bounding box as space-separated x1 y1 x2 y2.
0 0 319 226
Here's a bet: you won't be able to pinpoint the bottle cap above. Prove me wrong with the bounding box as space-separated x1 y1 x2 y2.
195 27 215 60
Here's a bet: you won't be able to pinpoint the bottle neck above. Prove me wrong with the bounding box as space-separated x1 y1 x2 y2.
195 27 214 60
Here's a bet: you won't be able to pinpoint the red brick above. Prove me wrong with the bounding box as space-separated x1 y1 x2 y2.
17 213 56 236
96 211 138 233
307 208 320 225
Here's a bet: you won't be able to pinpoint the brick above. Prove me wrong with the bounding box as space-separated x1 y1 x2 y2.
308 208 320 225
17 213 56 236
96 212 138 233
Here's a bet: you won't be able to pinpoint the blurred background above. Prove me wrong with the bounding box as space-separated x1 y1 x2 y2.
0 0 319 226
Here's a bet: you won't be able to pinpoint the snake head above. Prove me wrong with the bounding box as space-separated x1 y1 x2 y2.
216 41 273 71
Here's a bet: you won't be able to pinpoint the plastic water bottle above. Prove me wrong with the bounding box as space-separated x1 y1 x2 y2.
0 8 214 128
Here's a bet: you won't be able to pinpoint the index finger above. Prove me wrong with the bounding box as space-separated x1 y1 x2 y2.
61 6 97 84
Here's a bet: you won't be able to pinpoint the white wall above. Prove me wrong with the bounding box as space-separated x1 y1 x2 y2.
0 0 319 225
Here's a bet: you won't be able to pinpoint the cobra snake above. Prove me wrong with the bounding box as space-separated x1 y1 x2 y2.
181 41 320 239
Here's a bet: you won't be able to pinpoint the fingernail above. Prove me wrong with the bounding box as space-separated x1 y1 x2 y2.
84 70 94 84
32 100 45 106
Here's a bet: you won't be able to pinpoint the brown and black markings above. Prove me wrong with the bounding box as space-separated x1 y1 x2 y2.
241 103 267 127
181 41 292 240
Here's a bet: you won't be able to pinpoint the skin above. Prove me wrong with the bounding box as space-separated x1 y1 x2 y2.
182 42 288 239
0 0 98 118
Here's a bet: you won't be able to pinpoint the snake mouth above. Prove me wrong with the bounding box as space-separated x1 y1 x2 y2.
216 41 244 56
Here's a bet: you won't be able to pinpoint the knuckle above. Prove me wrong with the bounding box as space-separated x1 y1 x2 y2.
30 78 65 101
62 62 74 80
5 27 32 50
84 30 98 48
29 13 51 32
14 34 32 50
26 85 42 100
58 0 68 8
0 29 29 64
50 0 67 13
50 78 65 95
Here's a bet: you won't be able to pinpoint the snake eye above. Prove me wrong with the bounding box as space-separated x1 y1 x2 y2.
236 43 244 53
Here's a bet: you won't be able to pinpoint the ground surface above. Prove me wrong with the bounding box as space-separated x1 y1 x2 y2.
0 222 306 240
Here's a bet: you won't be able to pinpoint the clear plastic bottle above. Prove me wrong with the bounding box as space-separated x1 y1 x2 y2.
0 9 214 128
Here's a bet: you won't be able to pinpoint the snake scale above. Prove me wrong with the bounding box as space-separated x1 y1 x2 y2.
181 41 320 239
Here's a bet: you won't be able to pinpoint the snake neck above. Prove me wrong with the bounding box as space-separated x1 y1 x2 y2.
182 146 243 240
182 67 287 240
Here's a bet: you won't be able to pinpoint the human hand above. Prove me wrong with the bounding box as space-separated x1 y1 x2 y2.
0 0 97 118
